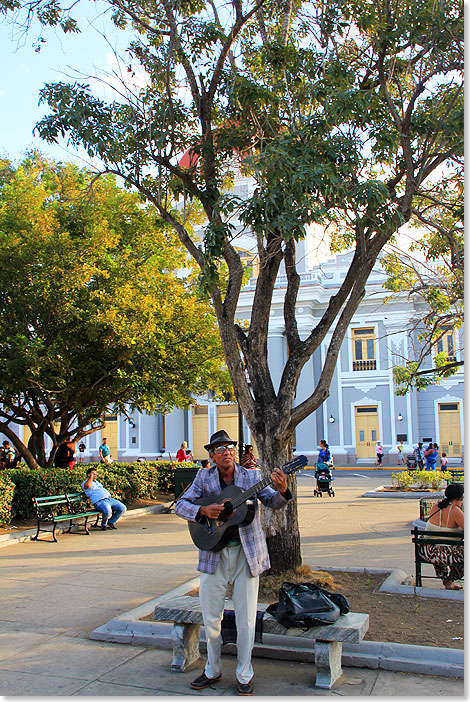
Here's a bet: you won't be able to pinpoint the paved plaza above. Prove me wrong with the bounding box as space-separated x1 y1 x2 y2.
0 473 464 696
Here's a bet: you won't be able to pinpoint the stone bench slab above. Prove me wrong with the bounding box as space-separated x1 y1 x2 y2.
153 595 369 688
154 595 368 643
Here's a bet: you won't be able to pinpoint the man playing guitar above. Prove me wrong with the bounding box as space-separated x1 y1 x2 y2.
174 429 292 696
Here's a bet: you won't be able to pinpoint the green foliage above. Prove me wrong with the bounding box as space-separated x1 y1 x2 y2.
4 460 183 522
392 470 450 490
0 153 230 467
391 470 416 490
0 473 15 526
1 0 463 456
381 171 464 394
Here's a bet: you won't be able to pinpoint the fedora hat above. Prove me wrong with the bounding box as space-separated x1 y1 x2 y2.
204 429 237 452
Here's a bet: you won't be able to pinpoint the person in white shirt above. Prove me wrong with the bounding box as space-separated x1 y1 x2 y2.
82 468 126 530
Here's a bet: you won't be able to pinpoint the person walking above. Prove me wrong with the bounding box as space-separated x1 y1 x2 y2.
397 440 405 466
78 442 86 462
318 439 331 465
424 443 439 471
414 443 425 470
99 437 112 464
82 467 126 529
375 441 383 466
174 429 292 696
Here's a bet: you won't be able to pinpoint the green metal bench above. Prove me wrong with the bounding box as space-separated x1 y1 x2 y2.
446 469 464 485
31 492 101 542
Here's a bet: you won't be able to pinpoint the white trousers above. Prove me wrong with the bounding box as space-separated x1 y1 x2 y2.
199 544 259 684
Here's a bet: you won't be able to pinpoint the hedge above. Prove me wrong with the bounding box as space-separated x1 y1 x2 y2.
0 473 15 526
1 460 197 523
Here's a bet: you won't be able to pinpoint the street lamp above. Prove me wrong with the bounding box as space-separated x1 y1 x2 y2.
329 415 335 423
397 412 403 422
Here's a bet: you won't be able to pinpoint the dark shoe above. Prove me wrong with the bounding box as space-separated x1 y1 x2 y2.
190 672 222 690
237 680 253 696
107 523 117 530
100 525 108 531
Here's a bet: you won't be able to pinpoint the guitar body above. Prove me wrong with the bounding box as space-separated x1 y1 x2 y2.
185 455 307 552
188 485 256 552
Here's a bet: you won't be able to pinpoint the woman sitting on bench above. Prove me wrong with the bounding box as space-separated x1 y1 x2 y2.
424 483 464 590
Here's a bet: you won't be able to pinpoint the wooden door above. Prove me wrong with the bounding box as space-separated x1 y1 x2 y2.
217 405 239 455
102 416 118 460
192 405 209 461
355 406 379 458
438 403 462 458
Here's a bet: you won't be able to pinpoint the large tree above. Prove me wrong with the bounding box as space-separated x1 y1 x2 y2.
3 0 463 572
0 152 228 469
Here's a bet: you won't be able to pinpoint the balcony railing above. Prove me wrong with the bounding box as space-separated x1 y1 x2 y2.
353 359 377 371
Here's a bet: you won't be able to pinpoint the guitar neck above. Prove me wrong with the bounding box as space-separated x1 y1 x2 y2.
227 457 305 511
230 475 275 510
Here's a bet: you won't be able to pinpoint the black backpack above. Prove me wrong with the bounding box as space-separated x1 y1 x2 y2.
266 581 350 630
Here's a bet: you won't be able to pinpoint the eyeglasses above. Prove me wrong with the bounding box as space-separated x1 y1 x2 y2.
213 443 236 454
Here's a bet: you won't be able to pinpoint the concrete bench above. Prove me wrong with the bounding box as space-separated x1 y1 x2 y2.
153 594 369 689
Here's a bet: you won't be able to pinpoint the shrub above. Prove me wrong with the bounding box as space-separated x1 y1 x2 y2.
392 470 448 490
4 460 179 522
391 471 415 489
0 473 15 526
413 470 447 490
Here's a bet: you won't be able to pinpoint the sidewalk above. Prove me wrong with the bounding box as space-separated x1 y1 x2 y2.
0 483 464 696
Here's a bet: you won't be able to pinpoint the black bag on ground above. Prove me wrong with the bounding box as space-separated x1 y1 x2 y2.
266 581 350 630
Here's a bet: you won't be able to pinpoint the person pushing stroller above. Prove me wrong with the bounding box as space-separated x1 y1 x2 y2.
314 441 335 497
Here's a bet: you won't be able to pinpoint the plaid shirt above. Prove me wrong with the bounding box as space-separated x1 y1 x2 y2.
174 463 290 576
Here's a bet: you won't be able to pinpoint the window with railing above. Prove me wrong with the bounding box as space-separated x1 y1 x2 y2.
235 247 259 278
435 325 456 362
352 328 376 371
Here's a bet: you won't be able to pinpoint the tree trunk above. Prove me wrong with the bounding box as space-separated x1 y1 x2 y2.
28 431 47 467
255 432 302 575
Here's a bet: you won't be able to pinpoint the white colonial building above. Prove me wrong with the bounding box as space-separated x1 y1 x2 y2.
71 245 463 466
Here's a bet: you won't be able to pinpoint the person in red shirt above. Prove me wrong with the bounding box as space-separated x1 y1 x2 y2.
176 441 192 462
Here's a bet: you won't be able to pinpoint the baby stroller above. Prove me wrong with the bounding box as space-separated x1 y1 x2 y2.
406 454 417 471
313 462 335 497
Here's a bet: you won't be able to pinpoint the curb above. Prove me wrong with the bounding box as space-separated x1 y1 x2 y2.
311 565 465 602
90 573 464 679
361 487 444 499
0 502 170 549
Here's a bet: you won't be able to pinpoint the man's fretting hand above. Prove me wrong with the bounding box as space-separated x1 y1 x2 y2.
271 467 288 494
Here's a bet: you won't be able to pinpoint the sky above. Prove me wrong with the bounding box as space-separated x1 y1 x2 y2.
0 2 133 166
0 3 434 261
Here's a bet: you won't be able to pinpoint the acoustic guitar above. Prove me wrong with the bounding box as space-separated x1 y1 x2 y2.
187 455 308 552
